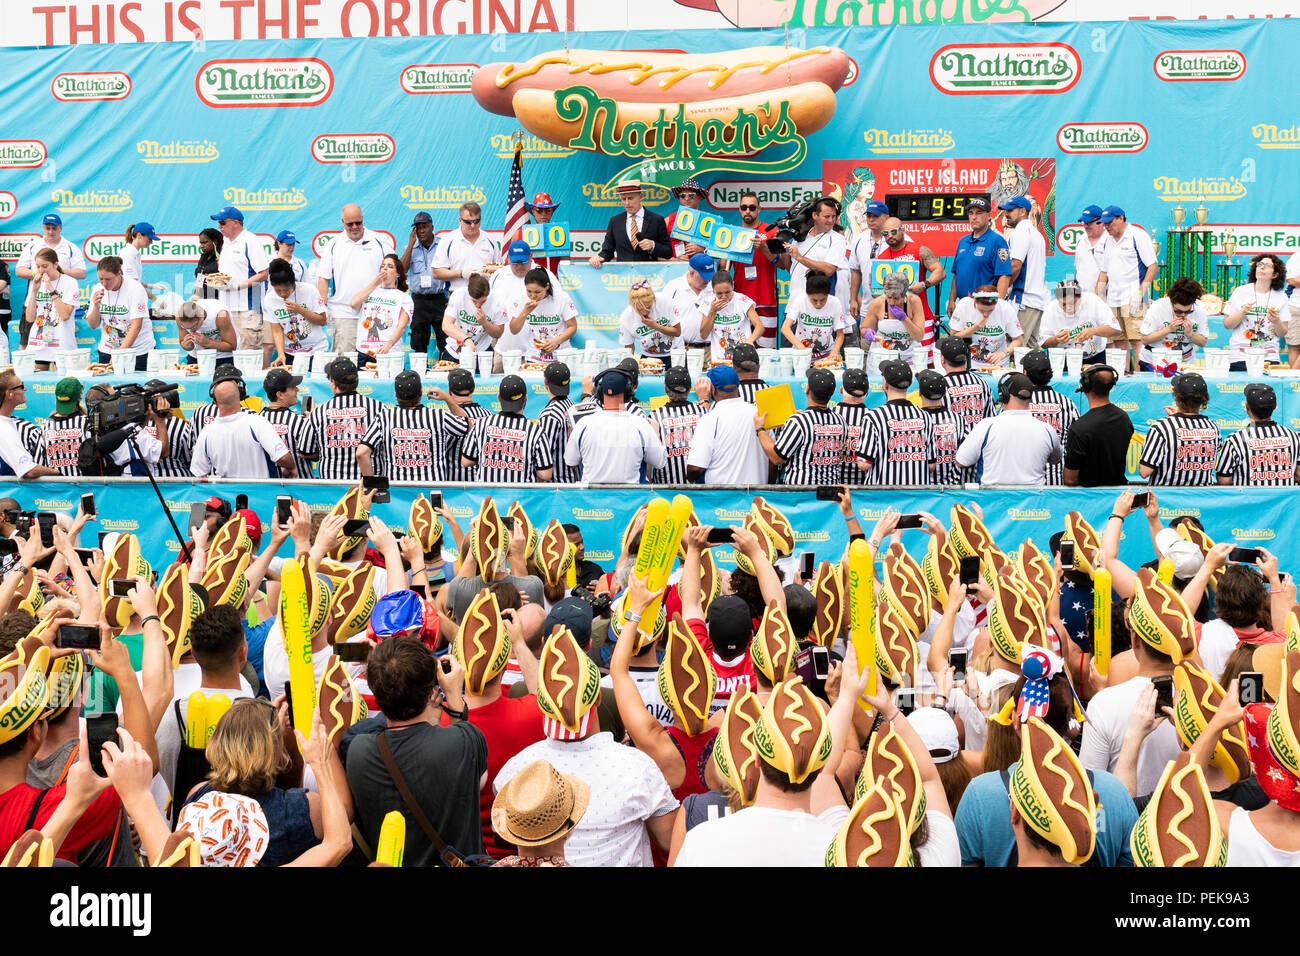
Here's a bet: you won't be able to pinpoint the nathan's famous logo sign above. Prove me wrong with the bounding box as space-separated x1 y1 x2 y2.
51 188 132 214
137 139 219 164
0 140 46 169
672 0 1067 28
0 234 39 261
1057 122 1147 154
52 71 131 102
312 134 395 164
196 58 333 108
1252 124 1300 150
930 44 1081 95
582 182 671 207
222 186 307 211
707 179 822 210
402 64 477 94
492 132 573 159
1152 176 1247 202
400 185 487 210
82 233 262 263
1154 50 1246 82
471 46 851 188
862 128 954 154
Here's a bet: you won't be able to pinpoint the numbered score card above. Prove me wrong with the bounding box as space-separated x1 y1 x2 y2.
669 208 759 263
519 221 571 256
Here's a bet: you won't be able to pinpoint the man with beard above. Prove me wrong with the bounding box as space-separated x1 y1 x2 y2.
728 192 781 348
873 216 946 360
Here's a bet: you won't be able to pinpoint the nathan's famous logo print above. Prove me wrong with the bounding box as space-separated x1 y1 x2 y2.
491 132 573 159
471 46 852 188
1252 124 1300 150
137 140 219 164
196 58 333 108
862 128 954 153
1057 122 1147 154
1055 224 1085 256
51 188 132 214
52 72 131 102
930 44 1080 95
582 182 671 207
706 180 821 210
312 134 395 164
1152 176 1247 203
402 64 477 94
400 185 487 210
83 233 249 264
0 140 46 169
1154 50 1246 82
311 231 398 258
222 187 307 211
0 234 39 262
0 192 15 221
672 0 1067 29
600 273 668 293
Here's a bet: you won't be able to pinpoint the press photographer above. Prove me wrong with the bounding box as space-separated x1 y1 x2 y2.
77 381 174 477
773 195 847 303
0 369 57 479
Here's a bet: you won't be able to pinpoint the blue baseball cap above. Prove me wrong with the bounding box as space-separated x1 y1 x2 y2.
210 205 244 223
865 200 889 216
1078 204 1104 224
999 196 1032 212
275 229 297 245
706 364 739 392
42 213 62 226
507 240 532 263
688 253 717 280
133 221 159 241
600 370 629 397
1098 205 1126 223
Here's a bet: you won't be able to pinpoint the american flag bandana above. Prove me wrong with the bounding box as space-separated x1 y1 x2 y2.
1015 648 1059 723
543 707 595 741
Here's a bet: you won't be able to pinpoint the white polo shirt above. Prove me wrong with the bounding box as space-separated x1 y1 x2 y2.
432 230 500 297
954 409 1062 485
317 229 394 321
687 396 769 484
190 410 289 478
0 418 36 478
1007 218 1047 310
1101 225 1157 307
215 227 271 313
564 408 666 483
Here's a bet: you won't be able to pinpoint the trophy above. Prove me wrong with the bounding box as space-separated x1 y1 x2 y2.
1222 228 1237 265
1172 203 1186 229
1153 240 1161 262
1194 198 1208 226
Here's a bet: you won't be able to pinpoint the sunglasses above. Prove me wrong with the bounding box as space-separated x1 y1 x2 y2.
739 204 758 211
9 383 26 391
343 220 363 227
1172 306 1194 316
461 218 481 224
882 229 902 237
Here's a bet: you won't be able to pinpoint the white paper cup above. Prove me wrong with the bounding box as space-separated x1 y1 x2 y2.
291 352 312 375
14 351 37 376
195 349 218 378
502 350 523 374
111 349 134 375
477 351 495 376
670 347 687 368
843 346 864 370
408 351 428 376
56 349 77 376
458 347 476 370
910 347 929 373
790 349 813 376
1048 349 1067 378
1013 346 1031 369
313 351 337 377
153 349 177 371
1105 348 1127 372
778 352 795 377
1245 349 1268 376
761 354 782 378
1064 347 1085 376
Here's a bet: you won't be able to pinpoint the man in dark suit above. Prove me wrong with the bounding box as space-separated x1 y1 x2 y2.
588 180 672 266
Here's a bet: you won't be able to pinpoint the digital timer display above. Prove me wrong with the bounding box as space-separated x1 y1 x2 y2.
887 193 990 222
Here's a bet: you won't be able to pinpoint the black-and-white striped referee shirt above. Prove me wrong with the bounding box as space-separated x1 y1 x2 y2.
144 416 196 478
442 402 491 483
9 416 40 459
36 414 87 476
833 401 871 486
1216 420 1300 486
737 378 768 405
309 392 384 481
261 406 319 479
856 399 936 486
942 370 995 434
921 406 967 485
774 406 848 486
461 412 553 483
537 397 578 484
646 400 706 484
1140 413 1220 486
191 403 220 435
362 405 466 482
1026 387 1080 485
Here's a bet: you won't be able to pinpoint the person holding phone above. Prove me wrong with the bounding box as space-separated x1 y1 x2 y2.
1181 542 1286 681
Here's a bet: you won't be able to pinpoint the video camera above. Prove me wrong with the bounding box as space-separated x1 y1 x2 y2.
569 586 611 618
766 195 838 254
87 382 178 433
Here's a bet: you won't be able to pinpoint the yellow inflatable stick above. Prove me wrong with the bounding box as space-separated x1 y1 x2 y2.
1157 557 1175 586
280 558 317 739
641 495 693 632
184 691 207 749
631 498 670 585
565 542 578 589
376 810 406 867
204 694 232 745
849 539 877 701
1093 568 1112 678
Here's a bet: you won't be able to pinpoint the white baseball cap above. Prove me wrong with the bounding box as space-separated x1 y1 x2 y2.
907 707 960 764
1155 527 1205 580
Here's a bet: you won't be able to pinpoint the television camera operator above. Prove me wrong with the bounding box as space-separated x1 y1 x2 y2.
77 381 172 477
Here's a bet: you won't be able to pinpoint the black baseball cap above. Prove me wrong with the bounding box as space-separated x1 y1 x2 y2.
1002 372 1034 402
937 336 970 365
263 367 303 399
498 374 527 411
394 369 423 402
706 594 754 657
916 369 947 400
326 356 358 385
1171 372 1209 404
544 361 571 389
212 363 244 386
1020 349 1053 386
880 360 913 390
615 356 640 390
545 598 593 650
1244 383 1277 416
806 367 836 403
665 366 692 395
447 368 475 396
731 343 760 371
841 367 869 397
968 197 991 211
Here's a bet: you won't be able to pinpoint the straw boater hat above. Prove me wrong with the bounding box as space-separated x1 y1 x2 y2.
750 497 796 558
1129 753 1227 868
657 615 716 737
733 513 775 576
0 642 51 748
750 599 798 686
881 543 929 637
1014 538 1055 608
697 547 722 615
1 830 54 868
508 501 539 557
491 760 590 849
987 571 1050 664
1009 716 1098 865
753 677 832 786
947 503 995 560
713 689 763 806
536 520 574 589
921 534 960 607
326 485 369 559
152 830 202 868
875 602 920 689
537 626 602 739
810 559 844 649
855 720 926 834
1128 567 1197 663
1063 511 1103 576
326 563 376 642
407 494 444 555
1172 661 1251 783
825 780 913 868
470 497 508 579
1266 620 1300 780
454 590 511 696
317 655 368 744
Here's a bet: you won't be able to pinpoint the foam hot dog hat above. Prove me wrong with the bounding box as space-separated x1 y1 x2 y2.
1173 661 1251 784
1 830 54 868
156 561 198 668
1014 538 1055 609
326 563 376 642
537 626 602 736
855 719 926 834
1009 716 1098 865
200 539 250 609
454 590 511 696
40 649 85 722
988 570 1050 664
1063 511 1103 576
470 497 507 580
947 503 995 560
317 655 368 745
12 570 44 617
750 496 795 557
0 644 50 746
326 485 369 559
1265 618 1300 779
810 559 844 649
407 493 444 555
1176 522 1222 590
921 534 961 607
657 614 716 737
733 513 775 577
536 519 574 589
208 513 251 561
152 830 202 868
826 779 914 868
882 543 929 638
1129 567 1196 664
713 688 762 806
697 546 722 615
753 677 832 786
100 532 150 630
875 602 920 689
1129 753 1227 868
750 599 798 685
507 502 539 557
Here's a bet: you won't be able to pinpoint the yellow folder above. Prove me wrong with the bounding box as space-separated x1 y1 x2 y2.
754 384 796 429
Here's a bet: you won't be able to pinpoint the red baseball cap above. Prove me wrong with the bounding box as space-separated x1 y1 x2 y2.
234 508 263 540
204 496 232 519
526 192 559 210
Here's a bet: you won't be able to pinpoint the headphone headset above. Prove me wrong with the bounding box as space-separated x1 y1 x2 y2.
815 195 842 217
209 368 247 402
996 372 1015 405
1077 363 1118 396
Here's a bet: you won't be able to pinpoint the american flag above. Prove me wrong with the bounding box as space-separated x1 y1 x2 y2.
502 139 527 244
